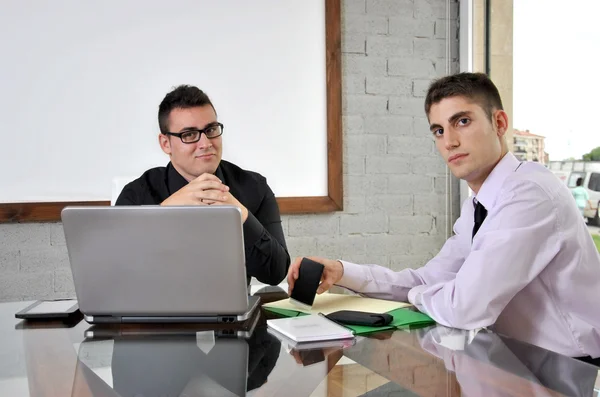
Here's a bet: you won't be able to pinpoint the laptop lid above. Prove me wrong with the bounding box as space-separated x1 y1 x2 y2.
61 205 249 318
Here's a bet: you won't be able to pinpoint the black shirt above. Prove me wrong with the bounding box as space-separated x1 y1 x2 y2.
115 160 290 286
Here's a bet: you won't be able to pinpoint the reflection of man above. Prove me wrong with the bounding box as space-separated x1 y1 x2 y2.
418 327 598 397
288 73 600 363
116 85 290 285
247 325 282 390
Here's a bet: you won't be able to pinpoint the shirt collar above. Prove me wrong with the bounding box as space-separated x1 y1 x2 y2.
166 162 225 195
474 152 521 210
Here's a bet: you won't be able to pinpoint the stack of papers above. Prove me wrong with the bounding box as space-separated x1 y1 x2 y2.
266 314 354 343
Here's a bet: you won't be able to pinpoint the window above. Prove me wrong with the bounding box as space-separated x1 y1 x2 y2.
514 139 528 148
589 173 600 192
512 2 600 168
568 172 585 188
465 1 600 168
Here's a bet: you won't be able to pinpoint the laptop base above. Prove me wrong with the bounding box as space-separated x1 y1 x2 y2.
85 296 260 325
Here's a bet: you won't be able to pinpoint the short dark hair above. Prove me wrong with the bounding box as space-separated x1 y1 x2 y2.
158 85 216 134
424 73 503 120
576 177 584 187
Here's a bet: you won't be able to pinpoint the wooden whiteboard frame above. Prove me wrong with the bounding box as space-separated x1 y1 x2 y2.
0 0 342 223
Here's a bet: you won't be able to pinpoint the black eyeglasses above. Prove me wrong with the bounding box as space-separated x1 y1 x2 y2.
163 122 224 143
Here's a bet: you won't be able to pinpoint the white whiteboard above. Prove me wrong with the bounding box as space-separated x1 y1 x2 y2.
0 0 328 202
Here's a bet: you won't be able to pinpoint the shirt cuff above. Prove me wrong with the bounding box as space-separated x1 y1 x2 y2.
336 260 370 292
408 284 427 308
242 212 263 251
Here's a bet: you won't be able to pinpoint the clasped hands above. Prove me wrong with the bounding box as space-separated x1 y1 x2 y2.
161 173 248 222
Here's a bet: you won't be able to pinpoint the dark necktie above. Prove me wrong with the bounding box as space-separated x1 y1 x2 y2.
472 200 487 240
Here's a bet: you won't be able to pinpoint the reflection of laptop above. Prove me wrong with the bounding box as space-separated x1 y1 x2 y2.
61 205 259 324
72 330 250 397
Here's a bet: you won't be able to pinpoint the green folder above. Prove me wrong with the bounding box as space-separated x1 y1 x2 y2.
263 307 435 335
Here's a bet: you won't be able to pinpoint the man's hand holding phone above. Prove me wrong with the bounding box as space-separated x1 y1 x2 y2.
287 257 344 307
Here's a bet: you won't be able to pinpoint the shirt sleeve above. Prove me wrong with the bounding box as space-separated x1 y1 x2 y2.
407 179 561 330
336 206 470 301
243 183 290 285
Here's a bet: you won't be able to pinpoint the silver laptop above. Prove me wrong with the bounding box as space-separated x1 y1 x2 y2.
61 205 260 324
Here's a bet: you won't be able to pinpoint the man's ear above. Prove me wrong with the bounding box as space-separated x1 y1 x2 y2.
158 133 172 156
493 109 509 138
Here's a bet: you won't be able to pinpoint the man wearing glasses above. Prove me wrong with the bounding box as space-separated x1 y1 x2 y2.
115 85 290 286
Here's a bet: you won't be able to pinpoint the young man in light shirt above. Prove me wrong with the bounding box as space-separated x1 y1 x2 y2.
287 73 600 365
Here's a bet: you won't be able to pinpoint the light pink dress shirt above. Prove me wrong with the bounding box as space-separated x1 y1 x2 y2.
338 152 600 358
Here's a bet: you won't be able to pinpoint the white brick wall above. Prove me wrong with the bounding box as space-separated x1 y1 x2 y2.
0 224 75 301
389 96 426 116
365 115 412 135
388 136 434 154
343 54 387 75
366 76 412 96
366 0 413 16
366 155 412 174
389 58 437 78
0 0 461 302
344 14 388 34
389 16 435 38
285 0 461 275
367 36 413 57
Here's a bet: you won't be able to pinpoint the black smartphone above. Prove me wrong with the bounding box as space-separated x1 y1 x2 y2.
15 299 80 320
290 258 324 310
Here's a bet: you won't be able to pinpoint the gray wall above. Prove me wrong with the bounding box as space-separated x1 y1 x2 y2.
0 0 460 302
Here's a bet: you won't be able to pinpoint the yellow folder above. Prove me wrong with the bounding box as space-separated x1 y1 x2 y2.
263 293 411 315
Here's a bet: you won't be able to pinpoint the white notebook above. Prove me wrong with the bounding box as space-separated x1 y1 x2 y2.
266 314 354 343
267 327 356 351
